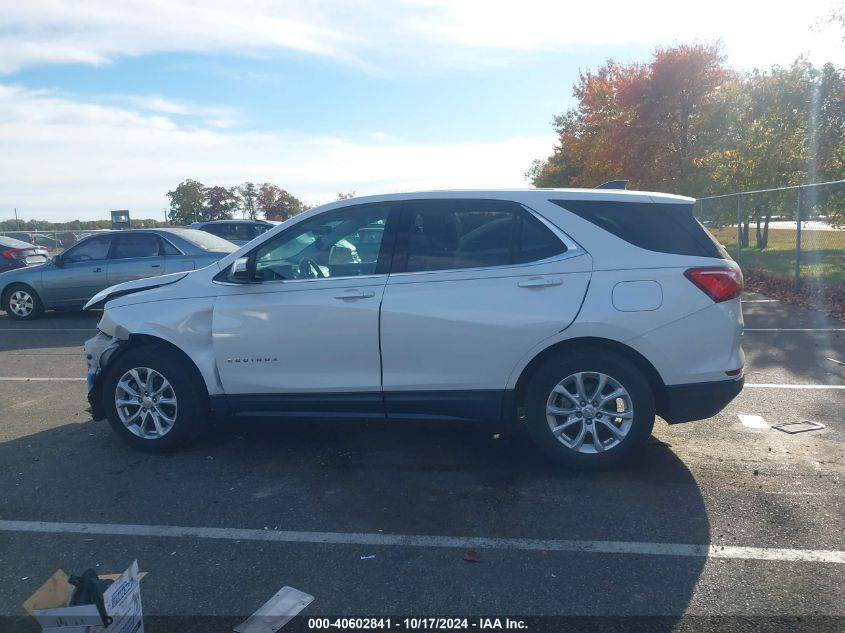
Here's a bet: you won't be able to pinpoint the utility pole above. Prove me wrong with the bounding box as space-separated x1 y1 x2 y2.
14 207 21 230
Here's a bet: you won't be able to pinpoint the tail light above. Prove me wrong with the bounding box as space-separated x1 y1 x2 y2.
1 248 23 261
684 265 743 302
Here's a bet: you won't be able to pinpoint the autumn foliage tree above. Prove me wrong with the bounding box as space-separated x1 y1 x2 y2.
167 180 307 224
204 186 239 220
529 44 734 193
530 43 845 237
257 183 304 221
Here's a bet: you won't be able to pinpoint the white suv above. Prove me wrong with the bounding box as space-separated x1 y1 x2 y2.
84 189 744 468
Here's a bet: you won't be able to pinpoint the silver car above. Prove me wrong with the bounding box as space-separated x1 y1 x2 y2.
0 229 236 320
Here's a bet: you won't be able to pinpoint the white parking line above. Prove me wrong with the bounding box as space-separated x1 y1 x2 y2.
744 328 845 332
0 328 95 331
0 519 842 564
741 299 780 303
0 377 85 381
746 383 845 390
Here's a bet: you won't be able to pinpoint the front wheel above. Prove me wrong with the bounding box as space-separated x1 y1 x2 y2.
4 285 44 320
102 347 208 452
525 351 655 469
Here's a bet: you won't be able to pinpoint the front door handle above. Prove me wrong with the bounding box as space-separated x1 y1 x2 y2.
334 289 376 300
93 267 103 273
151 264 161 268
518 277 562 288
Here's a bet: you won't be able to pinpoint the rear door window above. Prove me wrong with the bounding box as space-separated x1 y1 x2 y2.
113 233 161 259
551 200 727 258
400 200 566 273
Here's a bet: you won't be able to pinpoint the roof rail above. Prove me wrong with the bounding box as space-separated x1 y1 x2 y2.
595 180 629 190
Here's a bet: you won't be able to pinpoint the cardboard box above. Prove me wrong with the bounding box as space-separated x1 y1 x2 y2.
23 561 145 633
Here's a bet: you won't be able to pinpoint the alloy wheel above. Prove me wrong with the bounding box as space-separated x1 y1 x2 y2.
115 367 178 439
546 371 634 454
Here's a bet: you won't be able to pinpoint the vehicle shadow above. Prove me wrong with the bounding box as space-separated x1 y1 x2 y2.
1 415 709 625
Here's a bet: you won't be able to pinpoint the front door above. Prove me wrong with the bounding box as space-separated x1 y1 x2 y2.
379 199 593 421
212 203 397 415
43 234 113 306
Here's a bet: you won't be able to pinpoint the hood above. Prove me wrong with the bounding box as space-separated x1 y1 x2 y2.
84 271 190 310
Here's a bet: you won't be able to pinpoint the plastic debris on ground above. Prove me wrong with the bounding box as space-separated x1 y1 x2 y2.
771 420 826 434
463 550 480 563
234 586 314 633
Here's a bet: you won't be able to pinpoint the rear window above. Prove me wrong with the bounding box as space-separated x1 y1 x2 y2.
0 235 35 249
550 200 727 258
165 229 238 253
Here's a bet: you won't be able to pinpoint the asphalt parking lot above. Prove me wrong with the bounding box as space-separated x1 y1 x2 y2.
0 294 843 632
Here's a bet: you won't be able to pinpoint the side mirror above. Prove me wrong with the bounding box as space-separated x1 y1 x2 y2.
229 256 251 282
52 255 63 267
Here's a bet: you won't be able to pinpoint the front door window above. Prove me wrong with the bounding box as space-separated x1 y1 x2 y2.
253 205 390 281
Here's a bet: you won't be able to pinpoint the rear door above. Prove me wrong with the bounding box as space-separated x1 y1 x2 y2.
107 233 166 286
43 234 113 306
379 199 592 421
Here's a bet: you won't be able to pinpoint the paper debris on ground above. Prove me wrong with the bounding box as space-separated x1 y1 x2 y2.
738 414 770 429
23 561 145 632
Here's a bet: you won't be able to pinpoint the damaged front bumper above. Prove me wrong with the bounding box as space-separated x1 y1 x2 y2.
84 331 123 419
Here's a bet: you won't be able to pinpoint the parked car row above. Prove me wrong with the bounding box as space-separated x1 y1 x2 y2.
0 228 236 320
1 231 77 250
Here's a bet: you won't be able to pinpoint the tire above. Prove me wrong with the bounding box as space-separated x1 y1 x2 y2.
3 284 44 320
524 350 655 469
102 346 209 452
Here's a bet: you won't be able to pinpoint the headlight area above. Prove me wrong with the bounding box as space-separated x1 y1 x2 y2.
84 331 124 419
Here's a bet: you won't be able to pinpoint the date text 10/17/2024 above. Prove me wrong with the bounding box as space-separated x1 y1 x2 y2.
307 618 528 630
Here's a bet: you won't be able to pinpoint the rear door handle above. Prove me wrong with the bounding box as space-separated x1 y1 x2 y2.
334 289 376 300
151 264 161 268
93 267 103 273
518 277 562 288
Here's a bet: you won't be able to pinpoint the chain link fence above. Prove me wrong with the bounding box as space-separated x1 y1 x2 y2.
694 180 845 290
0 230 113 255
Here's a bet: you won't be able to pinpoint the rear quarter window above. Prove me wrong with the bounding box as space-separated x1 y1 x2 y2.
550 200 727 258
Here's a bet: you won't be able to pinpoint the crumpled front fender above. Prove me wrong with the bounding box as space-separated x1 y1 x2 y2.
84 332 123 420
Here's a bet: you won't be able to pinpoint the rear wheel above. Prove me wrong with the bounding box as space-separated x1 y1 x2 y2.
525 350 655 469
4 284 44 320
102 347 208 452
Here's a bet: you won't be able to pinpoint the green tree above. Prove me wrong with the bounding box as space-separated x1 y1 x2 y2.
204 185 238 220
257 183 304 221
166 179 206 225
238 182 259 220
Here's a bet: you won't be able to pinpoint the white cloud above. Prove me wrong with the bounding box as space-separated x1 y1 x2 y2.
0 0 841 74
0 85 555 220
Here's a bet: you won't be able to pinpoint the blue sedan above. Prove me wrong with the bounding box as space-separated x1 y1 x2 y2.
0 228 236 320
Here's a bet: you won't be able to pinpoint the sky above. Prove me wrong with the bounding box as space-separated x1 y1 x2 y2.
0 0 843 222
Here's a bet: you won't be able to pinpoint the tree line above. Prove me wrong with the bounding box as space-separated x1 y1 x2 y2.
166 180 314 225
527 43 845 238
0 218 169 232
